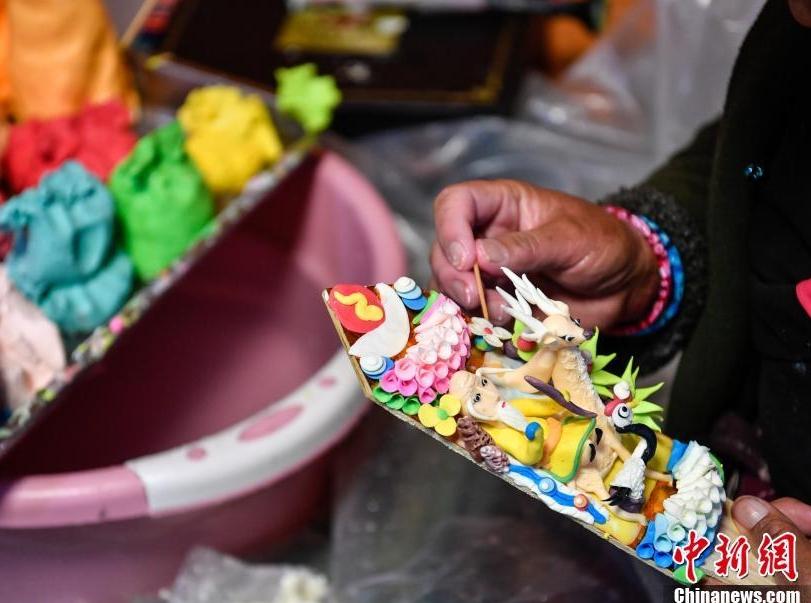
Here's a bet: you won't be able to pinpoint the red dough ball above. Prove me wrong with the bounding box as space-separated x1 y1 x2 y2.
77 102 138 178
3 100 136 193
516 336 537 353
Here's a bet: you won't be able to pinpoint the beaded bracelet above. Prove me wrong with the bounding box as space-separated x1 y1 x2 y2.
638 216 684 335
603 205 683 336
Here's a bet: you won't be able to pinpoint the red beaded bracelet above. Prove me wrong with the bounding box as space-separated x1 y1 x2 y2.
604 205 672 335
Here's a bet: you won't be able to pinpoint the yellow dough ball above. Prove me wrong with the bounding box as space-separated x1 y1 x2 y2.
178 86 283 196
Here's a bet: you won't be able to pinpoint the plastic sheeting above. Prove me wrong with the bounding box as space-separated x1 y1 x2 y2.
156 548 329 603
329 412 653 603
521 0 765 159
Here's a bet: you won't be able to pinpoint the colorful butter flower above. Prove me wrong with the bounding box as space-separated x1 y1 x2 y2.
393 276 427 311
418 394 462 437
348 284 410 359
373 385 420 415
328 284 385 333
381 293 471 404
469 316 512 349
359 355 393 379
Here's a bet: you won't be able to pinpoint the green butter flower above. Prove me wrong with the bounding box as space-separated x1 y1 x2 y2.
373 385 420 415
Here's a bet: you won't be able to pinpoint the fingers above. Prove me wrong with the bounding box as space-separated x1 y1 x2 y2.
430 241 476 309
485 288 509 325
431 241 511 323
433 180 522 272
773 498 811 536
475 219 579 276
732 496 811 584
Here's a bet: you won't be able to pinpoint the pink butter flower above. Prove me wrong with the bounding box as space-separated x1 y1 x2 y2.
399 378 418 397
379 370 400 393
416 367 436 388
418 386 437 404
394 357 417 381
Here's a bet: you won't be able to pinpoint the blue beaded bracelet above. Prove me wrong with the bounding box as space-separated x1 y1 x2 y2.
635 215 684 336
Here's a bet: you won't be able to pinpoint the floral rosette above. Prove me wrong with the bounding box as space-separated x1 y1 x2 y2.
0 161 134 334
378 294 470 405
469 316 512 351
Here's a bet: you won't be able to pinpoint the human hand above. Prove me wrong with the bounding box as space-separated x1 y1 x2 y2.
431 179 659 327
730 496 811 585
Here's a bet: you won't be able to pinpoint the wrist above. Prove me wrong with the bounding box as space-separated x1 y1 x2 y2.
623 227 661 324
604 205 674 332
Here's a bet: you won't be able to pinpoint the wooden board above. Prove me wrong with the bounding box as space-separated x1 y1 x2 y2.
322 288 775 586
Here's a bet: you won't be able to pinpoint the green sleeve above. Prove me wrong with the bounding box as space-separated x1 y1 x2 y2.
598 119 718 374
642 119 720 233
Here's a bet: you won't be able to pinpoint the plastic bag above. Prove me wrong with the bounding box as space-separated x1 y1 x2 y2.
520 0 765 160
161 548 329 603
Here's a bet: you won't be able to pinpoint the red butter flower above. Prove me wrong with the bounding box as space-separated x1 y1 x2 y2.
3 100 136 193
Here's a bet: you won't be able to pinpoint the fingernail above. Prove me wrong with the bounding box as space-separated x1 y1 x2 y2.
490 300 507 324
478 239 507 265
733 496 771 529
449 280 473 307
448 241 465 269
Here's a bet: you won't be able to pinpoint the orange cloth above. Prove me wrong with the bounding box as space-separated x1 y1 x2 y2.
1 0 137 121
536 0 642 76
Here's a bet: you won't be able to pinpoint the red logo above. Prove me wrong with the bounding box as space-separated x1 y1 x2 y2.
673 531 711 584
675 529 799 582
758 532 798 582
714 533 751 579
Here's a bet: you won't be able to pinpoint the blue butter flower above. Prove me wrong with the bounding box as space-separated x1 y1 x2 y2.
0 161 133 334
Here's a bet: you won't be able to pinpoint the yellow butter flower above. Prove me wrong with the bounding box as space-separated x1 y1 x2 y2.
418 394 461 437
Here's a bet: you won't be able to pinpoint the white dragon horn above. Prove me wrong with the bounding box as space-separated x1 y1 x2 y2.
501 267 568 317
496 286 547 341
522 273 569 317
501 267 533 299
495 284 531 315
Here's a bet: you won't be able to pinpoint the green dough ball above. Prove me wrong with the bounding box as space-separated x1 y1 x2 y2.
110 121 214 280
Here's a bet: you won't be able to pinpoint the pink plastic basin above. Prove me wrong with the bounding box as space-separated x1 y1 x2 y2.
0 151 405 602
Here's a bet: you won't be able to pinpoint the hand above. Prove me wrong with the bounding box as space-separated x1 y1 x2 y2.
431 179 660 327
730 496 811 585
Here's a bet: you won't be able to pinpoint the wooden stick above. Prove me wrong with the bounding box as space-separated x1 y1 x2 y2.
473 263 489 321
120 0 161 48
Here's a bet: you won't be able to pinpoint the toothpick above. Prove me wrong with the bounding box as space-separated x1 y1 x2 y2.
473 263 489 321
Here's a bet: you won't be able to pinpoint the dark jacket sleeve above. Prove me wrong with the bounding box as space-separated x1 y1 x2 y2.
598 120 717 374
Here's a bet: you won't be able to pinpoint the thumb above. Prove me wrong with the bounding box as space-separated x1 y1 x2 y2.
732 496 811 584
475 222 579 276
